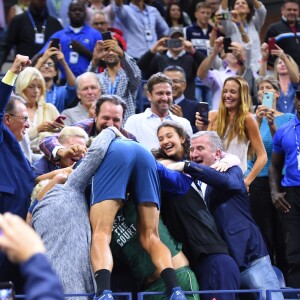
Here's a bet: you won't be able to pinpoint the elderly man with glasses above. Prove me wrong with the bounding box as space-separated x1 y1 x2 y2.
0 54 36 292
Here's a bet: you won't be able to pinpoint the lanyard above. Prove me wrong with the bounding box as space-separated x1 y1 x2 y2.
27 10 47 34
107 74 119 95
52 0 63 14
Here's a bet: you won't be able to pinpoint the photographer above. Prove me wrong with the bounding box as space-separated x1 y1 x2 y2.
138 27 205 100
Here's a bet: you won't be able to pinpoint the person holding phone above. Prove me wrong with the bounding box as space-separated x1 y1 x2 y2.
138 27 205 100
196 36 258 110
88 38 141 123
247 75 294 274
219 0 266 72
33 42 77 113
259 43 300 114
197 76 267 191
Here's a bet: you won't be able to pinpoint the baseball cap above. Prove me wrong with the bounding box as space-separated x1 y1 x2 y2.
168 27 184 37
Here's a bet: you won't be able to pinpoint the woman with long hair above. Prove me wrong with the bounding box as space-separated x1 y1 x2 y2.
165 3 189 28
196 76 267 190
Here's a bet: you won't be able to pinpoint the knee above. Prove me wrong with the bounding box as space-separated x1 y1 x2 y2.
139 229 160 249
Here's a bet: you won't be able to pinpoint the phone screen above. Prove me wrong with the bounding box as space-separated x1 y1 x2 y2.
0 282 14 300
55 115 66 124
223 37 232 53
198 102 209 125
102 32 113 41
51 38 60 49
166 39 183 49
262 92 274 108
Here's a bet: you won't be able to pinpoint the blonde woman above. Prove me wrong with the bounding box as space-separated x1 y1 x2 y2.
15 67 63 153
196 76 267 190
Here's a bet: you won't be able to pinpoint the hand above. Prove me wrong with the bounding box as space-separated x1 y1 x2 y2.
169 104 183 117
52 170 71 184
270 44 286 60
107 126 124 138
265 108 275 126
0 213 46 263
102 39 124 59
37 121 62 133
261 42 269 61
166 162 185 172
151 37 168 54
271 191 291 213
213 37 224 54
255 105 268 123
230 10 241 24
195 112 209 131
181 38 195 54
230 42 245 61
57 144 87 159
92 40 107 64
10 54 31 74
211 161 230 172
42 46 59 61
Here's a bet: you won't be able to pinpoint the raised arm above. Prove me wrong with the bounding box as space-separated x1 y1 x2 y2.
197 37 223 80
66 127 120 191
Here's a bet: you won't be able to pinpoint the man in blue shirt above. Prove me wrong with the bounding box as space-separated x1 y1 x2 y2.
39 0 102 80
269 90 300 288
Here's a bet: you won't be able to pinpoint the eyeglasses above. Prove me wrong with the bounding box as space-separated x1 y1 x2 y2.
93 22 107 26
172 79 186 84
9 113 29 123
42 62 55 68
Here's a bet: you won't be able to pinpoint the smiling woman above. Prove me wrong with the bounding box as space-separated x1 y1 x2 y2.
207 76 267 190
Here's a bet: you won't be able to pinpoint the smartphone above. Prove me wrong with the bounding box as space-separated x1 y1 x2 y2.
51 38 60 49
219 12 231 20
166 39 183 49
0 282 15 300
223 37 232 53
262 92 274 109
54 115 67 124
268 37 276 51
102 31 113 41
198 102 209 125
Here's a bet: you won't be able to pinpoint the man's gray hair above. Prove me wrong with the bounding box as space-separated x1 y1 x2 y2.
5 94 26 114
75 72 101 91
191 131 224 152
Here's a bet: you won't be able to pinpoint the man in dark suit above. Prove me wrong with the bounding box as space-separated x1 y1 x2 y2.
168 131 283 300
163 65 199 133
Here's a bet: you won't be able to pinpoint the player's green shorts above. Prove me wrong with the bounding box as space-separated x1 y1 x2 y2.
142 266 200 300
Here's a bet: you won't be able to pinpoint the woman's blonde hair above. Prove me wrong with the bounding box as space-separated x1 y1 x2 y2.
214 76 252 149
58 126 89 145
15 67 46 104
273 54 299 80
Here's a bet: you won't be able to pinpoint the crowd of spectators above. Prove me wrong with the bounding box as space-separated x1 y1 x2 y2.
1 0 300 300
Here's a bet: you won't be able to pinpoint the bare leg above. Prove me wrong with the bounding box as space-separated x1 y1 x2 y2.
90 199 122 272
137 202 173 272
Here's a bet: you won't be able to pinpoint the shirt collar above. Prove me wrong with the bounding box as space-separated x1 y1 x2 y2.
166 50 186 59
174 94 185 104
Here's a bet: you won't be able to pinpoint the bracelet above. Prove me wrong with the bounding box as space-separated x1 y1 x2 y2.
240 31 247 36
236 22 242 27
213 27 218 32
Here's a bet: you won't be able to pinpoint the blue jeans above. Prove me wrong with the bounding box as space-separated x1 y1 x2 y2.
240 255 284 300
